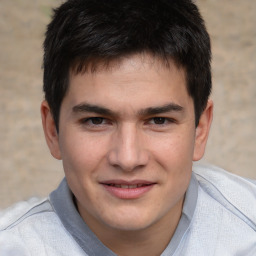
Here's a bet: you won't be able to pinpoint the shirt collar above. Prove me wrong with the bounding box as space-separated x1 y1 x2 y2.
161 172 198 255
50 173 198 256
50 179 116 256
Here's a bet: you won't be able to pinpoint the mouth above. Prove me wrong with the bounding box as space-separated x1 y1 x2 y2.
100 180 156 199
105 183 152 189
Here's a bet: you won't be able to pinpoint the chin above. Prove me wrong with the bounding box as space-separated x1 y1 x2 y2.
103 211 157 232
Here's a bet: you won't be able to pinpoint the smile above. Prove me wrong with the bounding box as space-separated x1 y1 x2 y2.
107 184 150 189
101 181 155 199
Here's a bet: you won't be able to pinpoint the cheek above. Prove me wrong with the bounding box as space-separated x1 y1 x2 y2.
157 135 194 195
151 132 195 167
59 131 108 178
59 132 109 206
150 130 195 195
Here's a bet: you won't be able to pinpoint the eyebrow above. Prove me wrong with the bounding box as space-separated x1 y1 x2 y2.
138 103 184 116
72 102 184 116
72 103 115 116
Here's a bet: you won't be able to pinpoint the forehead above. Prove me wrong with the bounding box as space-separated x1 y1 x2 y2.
71 53 181 74
64 53 191 113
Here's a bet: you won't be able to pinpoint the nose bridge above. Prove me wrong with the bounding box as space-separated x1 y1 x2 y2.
121 123 138 160
108 122 148 171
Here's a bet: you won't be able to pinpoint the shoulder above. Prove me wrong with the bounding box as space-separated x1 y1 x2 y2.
0 197 84 255
0 197 53 230
0 197 54 255
192 163 256 229
177 164 256 254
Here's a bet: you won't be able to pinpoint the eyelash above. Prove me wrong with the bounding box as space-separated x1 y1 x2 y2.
79 116 176 128
80 117 110 126
147 117 176 126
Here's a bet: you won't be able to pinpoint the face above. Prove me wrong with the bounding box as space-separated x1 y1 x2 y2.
42 54 212 237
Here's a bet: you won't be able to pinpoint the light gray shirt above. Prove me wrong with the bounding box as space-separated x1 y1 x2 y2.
0 164 256 255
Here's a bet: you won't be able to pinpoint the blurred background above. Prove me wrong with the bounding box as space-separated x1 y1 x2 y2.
0 0 255 209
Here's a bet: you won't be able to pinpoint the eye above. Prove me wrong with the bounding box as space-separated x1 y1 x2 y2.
152 117 166 125
89 117 104 125
148 117 169 125
80 117 107 126
146 117 177 127
78 116 113 131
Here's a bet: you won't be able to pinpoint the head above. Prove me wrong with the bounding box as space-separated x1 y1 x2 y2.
43 0 211 131
41 0 213 250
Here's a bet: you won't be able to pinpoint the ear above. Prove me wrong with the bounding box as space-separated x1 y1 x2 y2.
193 100 213 161
41 100 62 160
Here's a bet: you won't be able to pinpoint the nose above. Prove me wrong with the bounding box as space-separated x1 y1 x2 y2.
107 123 149 171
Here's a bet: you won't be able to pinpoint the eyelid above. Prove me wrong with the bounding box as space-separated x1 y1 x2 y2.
146 117 177 125
79 117 112 126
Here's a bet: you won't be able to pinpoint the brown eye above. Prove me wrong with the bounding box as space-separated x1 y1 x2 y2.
153 117 166 124
90 117 104 124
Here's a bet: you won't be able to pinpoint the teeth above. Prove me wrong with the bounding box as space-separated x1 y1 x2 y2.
109 184 148 188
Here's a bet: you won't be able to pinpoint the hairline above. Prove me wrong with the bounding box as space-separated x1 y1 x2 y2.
54 52 199 132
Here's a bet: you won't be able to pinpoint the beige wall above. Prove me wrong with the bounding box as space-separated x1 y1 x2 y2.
0 0 255 209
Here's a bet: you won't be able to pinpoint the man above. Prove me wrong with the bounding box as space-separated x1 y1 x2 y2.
0 0 255 255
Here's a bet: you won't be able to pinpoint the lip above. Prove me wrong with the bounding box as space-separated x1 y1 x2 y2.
100 180 156 199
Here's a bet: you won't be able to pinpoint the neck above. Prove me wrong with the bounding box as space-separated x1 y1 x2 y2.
78 198 184 256
102 215 181 256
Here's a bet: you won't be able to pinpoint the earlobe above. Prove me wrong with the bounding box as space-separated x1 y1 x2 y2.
193 100 213 161
41 100 62 160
